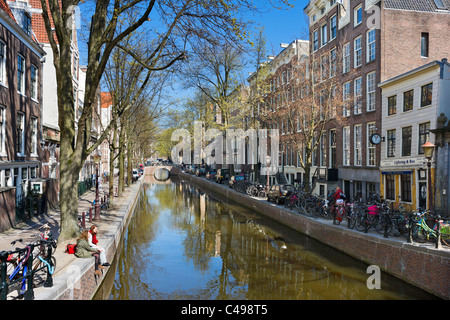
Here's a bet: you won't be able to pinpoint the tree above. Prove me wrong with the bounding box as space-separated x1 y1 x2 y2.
40 0 294 241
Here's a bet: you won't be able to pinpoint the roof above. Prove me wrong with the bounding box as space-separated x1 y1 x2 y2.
100 92 113 109
0 0 16 21
384 0 450 12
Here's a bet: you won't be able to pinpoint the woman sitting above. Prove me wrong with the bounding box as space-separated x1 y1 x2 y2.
88 225 110 267
75 230 104 277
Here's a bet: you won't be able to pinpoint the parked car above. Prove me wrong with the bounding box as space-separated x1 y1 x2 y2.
215 169 230 184
228 174 245 188
267 184 294 204
132 169 140 180
206 171 216 180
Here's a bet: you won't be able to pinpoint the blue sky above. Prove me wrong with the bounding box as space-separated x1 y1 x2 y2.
249 0 310 56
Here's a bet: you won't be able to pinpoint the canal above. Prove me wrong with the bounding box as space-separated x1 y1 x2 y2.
95 177 437 300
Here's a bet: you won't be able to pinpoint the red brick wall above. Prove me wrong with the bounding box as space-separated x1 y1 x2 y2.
0 188 16 232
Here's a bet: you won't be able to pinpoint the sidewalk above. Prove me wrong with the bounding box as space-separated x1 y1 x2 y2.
0 177 141 300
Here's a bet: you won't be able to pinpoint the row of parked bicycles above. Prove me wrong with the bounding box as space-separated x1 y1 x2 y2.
229 179 450 248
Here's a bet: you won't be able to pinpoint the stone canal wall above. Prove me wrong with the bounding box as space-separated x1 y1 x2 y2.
180 172 450 300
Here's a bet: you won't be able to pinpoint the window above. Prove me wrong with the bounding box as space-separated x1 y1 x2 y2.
343 126 350 166
31 65 38 100
354 5 362 26
0 106 4 155
418 122 430 154
367 123 376 166
403 89 414 112
330 15 337 40
387 129 396 157
343 42 350 73
321 24 327 46
320 131 327 166
434 0 446 9
354 125 362 166
343 81 351 116
354 77 362 114
0 41 5 84
366 72 376 111
16 112 25 155
321 55 328 81
313 30 319 52
421 83 432 107
330 129 337 168
354 36 362 67
421 33 429 57
388 95 397 115
367 29 376 62
401 126 412 156
17 54 25 94
23 13 31 36
31 117 37 155
401 174 412 202
330 48 336 77
385 174 395 200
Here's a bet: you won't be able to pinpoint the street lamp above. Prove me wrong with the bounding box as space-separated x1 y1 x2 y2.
422 141 435 212
266 155 271 192
93 150 102 221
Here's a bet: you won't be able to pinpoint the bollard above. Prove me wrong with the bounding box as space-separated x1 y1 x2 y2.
89 207 92 223
436 216 442 249
24 246 34 300
383 212 389 238
82 212 86 229
44 239 55 287
0 251 8 300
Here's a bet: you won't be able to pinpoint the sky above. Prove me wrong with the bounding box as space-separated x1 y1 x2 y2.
248 0 310 56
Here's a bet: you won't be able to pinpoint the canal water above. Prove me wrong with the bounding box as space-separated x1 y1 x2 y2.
96 177 437 300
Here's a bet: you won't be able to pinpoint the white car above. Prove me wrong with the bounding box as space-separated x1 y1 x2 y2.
132 169 139 179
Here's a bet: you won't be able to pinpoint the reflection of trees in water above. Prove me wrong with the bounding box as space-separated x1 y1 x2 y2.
112 181 435 300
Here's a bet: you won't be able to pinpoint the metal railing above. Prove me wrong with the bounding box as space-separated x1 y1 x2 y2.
0 236 56 300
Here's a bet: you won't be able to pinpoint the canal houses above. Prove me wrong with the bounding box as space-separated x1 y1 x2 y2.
0 0 45 229
302 0 450 203
378 59 450 213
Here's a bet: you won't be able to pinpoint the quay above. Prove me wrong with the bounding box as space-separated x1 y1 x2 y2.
0 166 448 300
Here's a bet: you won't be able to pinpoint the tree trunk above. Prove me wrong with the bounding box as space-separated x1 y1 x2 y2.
118 123 125 194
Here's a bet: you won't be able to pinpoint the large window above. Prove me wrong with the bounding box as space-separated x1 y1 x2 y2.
343 81 351 117
421 83 432 107
0 41 5 85
31 117 38 155
17 54 25 94
321 24 327 46
0 106 4 155
31 65 38 100
354 124 362 166
385 175 395 200
354 36 362 68
367 123 376 166
330 48 336 77
354 77 362 114
387 129 396 157
343 43 350 73
366 72 376 111
401 174 412 202
330 15 337 40
343 126 350 166
313 30 319 52
388 95 397 115
418 122 430 154
401 126 412 156
367 29 376 62
403 89 414 112
16 112 25 155
354 5 362 26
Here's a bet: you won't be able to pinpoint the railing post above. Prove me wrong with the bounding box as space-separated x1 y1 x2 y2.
383 212 389 238
44 240 54 288
436 216 442 249
24 246 34 300
0 251 9 300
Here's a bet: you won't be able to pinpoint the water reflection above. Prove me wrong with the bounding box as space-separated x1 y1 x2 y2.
109 177 436 300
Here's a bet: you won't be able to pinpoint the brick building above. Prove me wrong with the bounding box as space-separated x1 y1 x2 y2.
304 0 450 200
0 0 45 230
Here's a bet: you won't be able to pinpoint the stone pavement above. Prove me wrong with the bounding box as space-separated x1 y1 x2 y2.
0 177 142 300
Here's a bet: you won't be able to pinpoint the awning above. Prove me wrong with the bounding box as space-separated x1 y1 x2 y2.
381 171 413 175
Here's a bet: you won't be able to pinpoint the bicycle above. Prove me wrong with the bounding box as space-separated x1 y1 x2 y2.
28 224 57 282
411 212 450 247
332 199 347 225
5 240 32 297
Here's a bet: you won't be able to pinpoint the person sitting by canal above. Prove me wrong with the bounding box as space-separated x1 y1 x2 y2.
88 225 111 267
75 230 104 277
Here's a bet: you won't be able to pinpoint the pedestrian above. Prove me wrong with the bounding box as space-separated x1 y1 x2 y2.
75 230 104 277
333 187 346 203
88 225 111 267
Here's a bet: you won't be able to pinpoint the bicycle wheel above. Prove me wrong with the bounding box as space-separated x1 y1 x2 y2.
303 201 316 217
354 211 367 232
411 224 428 243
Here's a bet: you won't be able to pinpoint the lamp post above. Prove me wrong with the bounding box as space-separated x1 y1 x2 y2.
93 150 102 221
422 141 435 212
